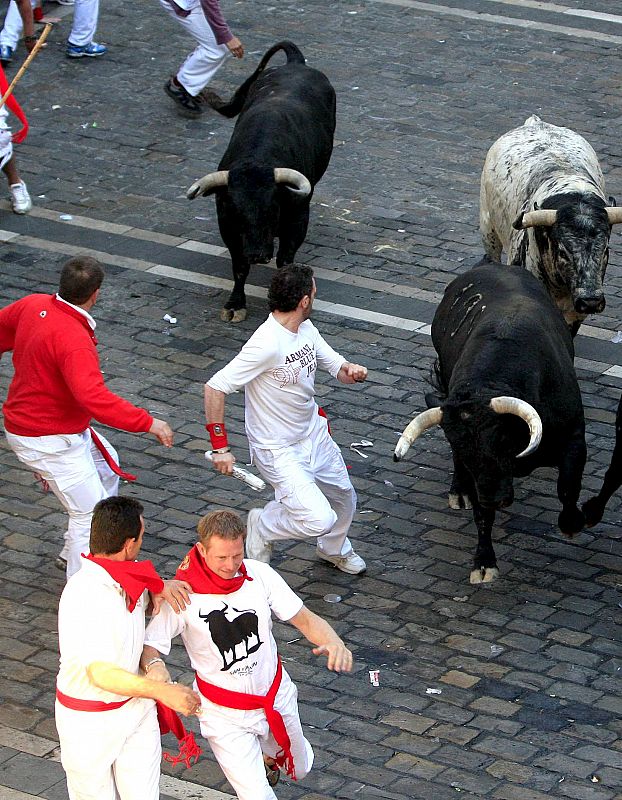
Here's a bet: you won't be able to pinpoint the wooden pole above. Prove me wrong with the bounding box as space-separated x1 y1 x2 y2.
0 22 53 110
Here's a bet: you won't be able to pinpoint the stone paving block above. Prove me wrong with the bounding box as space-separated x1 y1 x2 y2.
0 752 65 794
378 710 435 736
437 766 501 794
532 753 595 779
486 759 560 790
384 752 445 779
556 781 616 800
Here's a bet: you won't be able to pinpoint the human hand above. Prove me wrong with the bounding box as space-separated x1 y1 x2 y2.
212 451 235 475
149 418 174 447
226 36 244 58
312 642 353 672
23 35 37 53
151 580 193 615
144 660 172 683
344 363 367 382
157 682 202 716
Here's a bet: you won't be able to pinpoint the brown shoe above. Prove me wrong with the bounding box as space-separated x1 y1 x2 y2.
264 762 281 789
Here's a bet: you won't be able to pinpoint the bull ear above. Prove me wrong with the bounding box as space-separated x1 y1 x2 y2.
425 391 443 408
609 196 617 206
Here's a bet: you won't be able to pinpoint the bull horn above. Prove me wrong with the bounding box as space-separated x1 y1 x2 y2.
515 209 557 229
490 396 542 458
274 168 311 196
187 170 229 199
394 407 443 461
605 207 622 225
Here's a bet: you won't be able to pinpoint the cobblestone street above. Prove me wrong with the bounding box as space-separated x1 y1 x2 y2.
0 1 621 799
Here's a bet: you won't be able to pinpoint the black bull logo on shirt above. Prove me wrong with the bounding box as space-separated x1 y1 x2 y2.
199 602 263 671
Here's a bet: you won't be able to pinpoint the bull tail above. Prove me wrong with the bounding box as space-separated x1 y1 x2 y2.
203 40 306 118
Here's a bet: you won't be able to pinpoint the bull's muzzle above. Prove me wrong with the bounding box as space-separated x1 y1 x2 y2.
574 295 605 314
478 486 514 510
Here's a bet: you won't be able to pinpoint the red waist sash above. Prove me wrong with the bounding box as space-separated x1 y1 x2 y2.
89 427 137 482
56 687 131 712
56 688 201 769
195 658 296 780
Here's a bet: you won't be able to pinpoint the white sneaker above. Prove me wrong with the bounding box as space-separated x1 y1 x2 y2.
317 548 366 575
9 181 32 214
245 508 271 563
55 0 75 5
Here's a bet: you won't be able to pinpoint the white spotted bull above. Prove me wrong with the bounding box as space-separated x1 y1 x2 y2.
480 115 622 332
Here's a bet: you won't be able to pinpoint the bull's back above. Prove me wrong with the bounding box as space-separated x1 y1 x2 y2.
433 263 574 376
222 65 336 180
480 115 605 255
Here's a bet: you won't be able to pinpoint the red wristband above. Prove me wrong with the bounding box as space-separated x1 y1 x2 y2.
206 423 228 450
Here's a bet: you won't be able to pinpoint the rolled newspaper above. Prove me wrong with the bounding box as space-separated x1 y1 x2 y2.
204 452 266 492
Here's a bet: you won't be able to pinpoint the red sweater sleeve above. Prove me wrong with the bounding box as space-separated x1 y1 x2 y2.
0 297 26 354
61 347 153 433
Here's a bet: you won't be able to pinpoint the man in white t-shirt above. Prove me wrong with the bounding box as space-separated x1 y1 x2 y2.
142 509 353 800
55 496 201 800
204 264 368 575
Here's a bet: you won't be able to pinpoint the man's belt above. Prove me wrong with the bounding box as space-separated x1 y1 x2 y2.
195 657 296 780
55 687 131 712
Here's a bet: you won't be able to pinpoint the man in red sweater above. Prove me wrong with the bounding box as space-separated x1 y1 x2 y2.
0 256 173 577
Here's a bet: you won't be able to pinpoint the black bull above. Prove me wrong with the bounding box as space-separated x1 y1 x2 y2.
394 261 587 584
188 40 336 322
582 396 622 527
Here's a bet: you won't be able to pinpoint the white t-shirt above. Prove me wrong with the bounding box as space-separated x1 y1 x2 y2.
207 314 345 449
144 560 303 696
56 559 149 703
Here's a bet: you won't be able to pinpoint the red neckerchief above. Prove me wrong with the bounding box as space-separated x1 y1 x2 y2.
84 554 164 611
175 544 253 594
0 65 28 143
51 295 98 345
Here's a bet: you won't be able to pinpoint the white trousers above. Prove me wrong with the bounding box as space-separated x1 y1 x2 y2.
251 413 357 557
198 676 313 800
5 427 120 576
0 105 12 168
56 699 160 800
68 0 99 46
0 0 36 49
158 0 230 96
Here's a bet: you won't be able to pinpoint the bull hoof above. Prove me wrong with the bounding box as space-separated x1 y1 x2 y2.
220 307 234 322
581 498 604 529
449 492 472 510
231 308 247 323
558 508 585 537
470 566 499 584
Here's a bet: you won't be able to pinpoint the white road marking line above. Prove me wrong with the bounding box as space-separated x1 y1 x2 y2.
476 0 622 26
2 216 620 360
160 775 234 799
363 0 622 44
